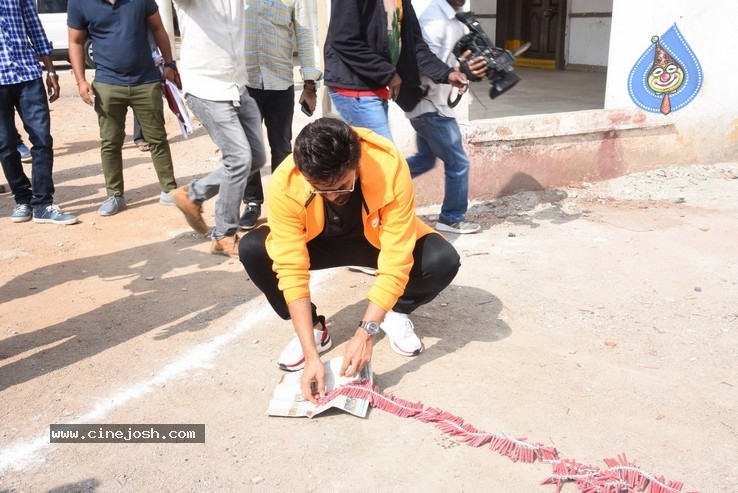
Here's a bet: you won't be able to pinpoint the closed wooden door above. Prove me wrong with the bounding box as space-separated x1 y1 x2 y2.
523 0 561 59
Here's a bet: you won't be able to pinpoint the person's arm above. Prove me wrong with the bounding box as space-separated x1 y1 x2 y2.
264 168 324 402
287 297 326 404
21 0 53 56
39 55 60 103
366 153 418 314
68 27 94 106
340 302 385 377
20 0 59 101
420 8 486 86
298 81 317 116
405 1 466 89
295 0 321 115
343 149 418 375
146 12 178 85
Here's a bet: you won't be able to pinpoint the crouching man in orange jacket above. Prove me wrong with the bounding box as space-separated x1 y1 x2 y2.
239 117 460 404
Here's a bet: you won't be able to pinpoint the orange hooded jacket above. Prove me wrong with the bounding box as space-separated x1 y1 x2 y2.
264 127 435 312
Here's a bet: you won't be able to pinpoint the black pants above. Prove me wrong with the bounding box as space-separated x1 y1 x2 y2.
242 86 295 204
238 226 460 321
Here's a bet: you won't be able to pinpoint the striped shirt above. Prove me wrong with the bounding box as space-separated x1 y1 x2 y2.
244 0 322 91
0 0 53 85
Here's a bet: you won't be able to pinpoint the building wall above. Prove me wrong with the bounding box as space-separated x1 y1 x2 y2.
315 0 737 207
605 0 738 164
412 0 738 205
567 0 612 68
474 0 496 44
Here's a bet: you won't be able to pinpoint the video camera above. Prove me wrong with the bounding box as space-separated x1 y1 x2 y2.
453 11 529 99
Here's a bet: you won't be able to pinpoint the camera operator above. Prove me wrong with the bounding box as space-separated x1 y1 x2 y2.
404 0 488 234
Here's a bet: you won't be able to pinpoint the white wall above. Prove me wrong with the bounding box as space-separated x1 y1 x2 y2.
605 0 738 162
567 17 611 66
474 0 496 42
571 0 610 12
567 0 612 67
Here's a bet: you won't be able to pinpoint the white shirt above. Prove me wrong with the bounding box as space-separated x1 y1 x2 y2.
406 0 467 119
173 0 247 101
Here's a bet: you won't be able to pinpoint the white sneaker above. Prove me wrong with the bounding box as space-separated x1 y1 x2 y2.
277 316 332 371
380 311 423 356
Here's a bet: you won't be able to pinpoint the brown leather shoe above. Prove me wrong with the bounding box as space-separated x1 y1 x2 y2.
210 234 239 257
172 185 208 234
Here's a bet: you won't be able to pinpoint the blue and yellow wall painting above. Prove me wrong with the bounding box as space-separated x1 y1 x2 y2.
628 23 703 115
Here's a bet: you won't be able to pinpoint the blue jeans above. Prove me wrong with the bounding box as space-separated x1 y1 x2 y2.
185 92 266 238
407 112 470 224
0 78 55 211
327 88 393 141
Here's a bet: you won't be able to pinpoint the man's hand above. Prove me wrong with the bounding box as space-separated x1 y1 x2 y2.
301 357 326 404
298 88 317 116
162 66 182 90
77 80 95 106
388 73 402 101
447 70 469 95
467 54 489 79
45 74 60 103
457 49 488 82
340 328 374 378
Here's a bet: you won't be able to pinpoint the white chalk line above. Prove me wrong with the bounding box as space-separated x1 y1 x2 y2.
0 269 339 474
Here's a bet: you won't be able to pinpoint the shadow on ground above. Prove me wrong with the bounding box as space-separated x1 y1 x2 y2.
324 284 511 390
0 236 260 392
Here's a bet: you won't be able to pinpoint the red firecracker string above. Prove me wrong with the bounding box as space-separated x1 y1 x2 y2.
319 381 698 493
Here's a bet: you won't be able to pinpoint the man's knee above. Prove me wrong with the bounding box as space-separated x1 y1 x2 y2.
423 233 461 282
238 226 269 267
437 240 461 281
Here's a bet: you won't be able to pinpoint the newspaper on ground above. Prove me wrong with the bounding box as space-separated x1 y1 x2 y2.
267 356 373 418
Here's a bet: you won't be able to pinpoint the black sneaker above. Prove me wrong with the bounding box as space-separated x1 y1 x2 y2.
239 202 261 230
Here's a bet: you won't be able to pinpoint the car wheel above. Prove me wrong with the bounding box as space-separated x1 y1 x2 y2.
84 38 94 69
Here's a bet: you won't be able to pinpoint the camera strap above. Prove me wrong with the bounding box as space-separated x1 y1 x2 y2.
448 89 463 108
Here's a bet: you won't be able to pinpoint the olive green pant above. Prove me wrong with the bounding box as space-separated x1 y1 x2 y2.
92 80 176 197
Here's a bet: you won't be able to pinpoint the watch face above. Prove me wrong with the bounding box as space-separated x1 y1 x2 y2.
361 321 380 335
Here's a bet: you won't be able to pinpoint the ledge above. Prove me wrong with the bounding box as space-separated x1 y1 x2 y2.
465 108 675 144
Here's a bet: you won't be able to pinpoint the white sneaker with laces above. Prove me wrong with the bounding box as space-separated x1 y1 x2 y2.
277 316 332 371
380 311 423 356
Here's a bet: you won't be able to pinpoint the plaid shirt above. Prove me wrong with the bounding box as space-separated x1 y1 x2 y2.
0 0 53 85
244 0 322 91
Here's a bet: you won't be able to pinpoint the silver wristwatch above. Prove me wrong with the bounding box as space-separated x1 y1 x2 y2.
359 320 380 336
